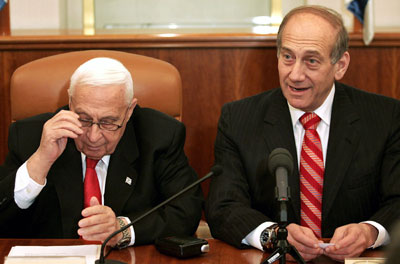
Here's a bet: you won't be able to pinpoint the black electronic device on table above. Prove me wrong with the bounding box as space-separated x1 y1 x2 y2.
155 236 209 258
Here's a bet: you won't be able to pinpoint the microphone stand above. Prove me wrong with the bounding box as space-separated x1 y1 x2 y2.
261 187 305 264
95 166 221 264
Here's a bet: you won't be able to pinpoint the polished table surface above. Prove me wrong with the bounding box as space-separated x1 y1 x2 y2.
0 238 384 264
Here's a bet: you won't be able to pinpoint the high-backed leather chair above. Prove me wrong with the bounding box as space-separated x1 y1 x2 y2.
10 50 182 121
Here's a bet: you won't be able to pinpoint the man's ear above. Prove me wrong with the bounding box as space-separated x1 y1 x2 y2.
126 98 138 120
334 51 350 81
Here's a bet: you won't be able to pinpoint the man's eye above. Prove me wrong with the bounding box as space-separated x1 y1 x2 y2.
78 119 92 126
99 122 113 126
306 58 321 69
101 123 116 128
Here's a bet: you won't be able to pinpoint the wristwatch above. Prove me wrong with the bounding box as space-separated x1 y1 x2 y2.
115 217 131 249
260 224 278 251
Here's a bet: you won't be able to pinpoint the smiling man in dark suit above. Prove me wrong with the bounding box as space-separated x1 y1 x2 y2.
206 5 400 262
0 57 203 248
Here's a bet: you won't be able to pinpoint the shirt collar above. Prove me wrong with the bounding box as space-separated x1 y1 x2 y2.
288 83 335 127
81 153 110 167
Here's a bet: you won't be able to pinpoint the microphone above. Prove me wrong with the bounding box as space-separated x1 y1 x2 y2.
268 148 294 202
268 148 294 223
95 165 223 264
261 149 306 264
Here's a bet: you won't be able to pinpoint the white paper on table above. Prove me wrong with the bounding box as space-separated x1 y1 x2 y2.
345 257 386 264
4 256 86 264
7 244 101 264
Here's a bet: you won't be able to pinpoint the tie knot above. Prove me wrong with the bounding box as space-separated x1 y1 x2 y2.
86 158 99 169
300 112 321 130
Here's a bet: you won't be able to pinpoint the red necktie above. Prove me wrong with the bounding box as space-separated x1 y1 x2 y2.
299 112 324 238
84 158 101 208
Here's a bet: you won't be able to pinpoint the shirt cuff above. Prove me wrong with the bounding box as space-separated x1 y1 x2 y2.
120 216 135 246
362 221 390 248
14 162 46 209
242 221 277 251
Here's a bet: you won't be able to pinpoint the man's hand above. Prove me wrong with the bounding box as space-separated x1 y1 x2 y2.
286 223 323 261
78 197 123 246
27 110 83 184
324 223 378 261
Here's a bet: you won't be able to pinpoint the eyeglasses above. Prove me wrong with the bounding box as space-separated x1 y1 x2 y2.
78 117 126 131
70 98 130 131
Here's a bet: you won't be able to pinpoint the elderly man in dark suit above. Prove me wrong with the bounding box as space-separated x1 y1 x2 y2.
206 5 400 262
0 57 203 248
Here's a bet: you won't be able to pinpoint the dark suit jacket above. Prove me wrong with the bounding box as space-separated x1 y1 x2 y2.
205 82 400 248
0 106 203 245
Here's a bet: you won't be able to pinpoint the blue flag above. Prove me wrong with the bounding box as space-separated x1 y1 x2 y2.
347 0 374 45
347 0 369 24
0 0 7 12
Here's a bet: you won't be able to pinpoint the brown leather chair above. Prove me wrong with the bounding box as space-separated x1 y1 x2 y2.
10 50 182 122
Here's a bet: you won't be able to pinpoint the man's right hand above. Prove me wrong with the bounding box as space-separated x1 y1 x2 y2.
26 110 83 184
286 223 323 261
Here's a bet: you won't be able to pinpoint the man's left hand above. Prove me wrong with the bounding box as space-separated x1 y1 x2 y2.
78 197 122 246
324 223 378 261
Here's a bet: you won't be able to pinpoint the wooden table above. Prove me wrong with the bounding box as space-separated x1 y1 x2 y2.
0 238 384 264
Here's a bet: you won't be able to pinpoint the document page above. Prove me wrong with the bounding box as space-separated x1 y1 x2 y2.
6 244 100 264
345 257 385 263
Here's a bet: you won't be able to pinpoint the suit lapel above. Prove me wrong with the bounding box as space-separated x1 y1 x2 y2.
262 90 300 222
322 84 360 222
50 139 83 237
104 120 139 216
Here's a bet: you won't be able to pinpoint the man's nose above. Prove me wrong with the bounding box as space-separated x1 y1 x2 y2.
87 124 103 142
289 61 306 82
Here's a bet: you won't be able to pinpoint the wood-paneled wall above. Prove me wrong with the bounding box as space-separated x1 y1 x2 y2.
0 32 400 194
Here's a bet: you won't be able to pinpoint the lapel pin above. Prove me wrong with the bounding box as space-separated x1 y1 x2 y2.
125 177 132 185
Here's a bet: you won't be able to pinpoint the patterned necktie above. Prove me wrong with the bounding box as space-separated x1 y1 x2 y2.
84 158 101 208
299 112 324 238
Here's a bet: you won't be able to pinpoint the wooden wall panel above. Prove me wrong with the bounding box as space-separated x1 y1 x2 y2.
343 47 400 98
0 33 399 196
0 51 8 156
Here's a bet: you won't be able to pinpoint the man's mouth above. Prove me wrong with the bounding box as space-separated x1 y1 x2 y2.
87 145 101 150
289 85 310 91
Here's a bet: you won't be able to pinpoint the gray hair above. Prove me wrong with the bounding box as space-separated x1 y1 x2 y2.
68 57 134 105
276 5 349 64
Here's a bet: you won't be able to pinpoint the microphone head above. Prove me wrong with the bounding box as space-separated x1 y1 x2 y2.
211 165 223 176
268 148 294 176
